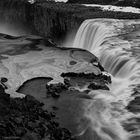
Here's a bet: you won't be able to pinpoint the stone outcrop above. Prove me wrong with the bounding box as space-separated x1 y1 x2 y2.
0 85 74 140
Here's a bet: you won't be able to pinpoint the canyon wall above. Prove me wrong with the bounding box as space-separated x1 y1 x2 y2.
0 0 140 39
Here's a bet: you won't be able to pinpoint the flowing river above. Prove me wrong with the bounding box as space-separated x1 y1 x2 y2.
71 19 140 140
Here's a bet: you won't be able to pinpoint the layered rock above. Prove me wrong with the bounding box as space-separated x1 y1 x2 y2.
0 0 140 40
0 86 73 140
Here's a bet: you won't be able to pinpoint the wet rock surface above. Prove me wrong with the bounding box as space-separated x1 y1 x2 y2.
0 85 74 140
126 85 140 113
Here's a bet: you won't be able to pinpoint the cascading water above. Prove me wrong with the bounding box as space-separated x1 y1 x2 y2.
73 19 140 140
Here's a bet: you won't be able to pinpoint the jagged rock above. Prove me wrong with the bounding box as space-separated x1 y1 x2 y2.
1 77 8 83
126 96 140 113
88 83 109 90
0 89 73 140
21 132 41 140
15 127 27 136
2 136 20 140
61 72 111 90
0 0 140 41
46 83 68 98
0 84 6 94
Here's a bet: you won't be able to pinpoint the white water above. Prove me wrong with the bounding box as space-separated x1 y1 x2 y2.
83 4 140 14
72 19 140 140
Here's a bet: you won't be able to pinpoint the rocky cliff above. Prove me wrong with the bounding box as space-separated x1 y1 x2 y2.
0 0 82 40
0 0 140 40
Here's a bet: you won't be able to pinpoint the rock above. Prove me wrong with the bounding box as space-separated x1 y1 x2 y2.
27 121 39 130
88 83 109 90
14 117 23 124
21 132 41 140
0 0 139 42
61 72 111 90
2 136 20 140
126 96 140 113
0 84 5 94
15 127 26 136
0 87 74 140
1 77 8 83
46 83 68 98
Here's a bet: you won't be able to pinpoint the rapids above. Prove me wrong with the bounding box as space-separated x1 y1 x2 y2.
72 19 140 140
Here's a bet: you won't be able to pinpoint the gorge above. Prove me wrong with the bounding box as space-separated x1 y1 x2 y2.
0 1 140 140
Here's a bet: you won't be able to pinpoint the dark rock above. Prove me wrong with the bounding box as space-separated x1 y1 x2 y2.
1 77 8 83
0 88 74 140
0 84 5 94
15 127 27 136
14 117 23 124
0 0 140 42
88 83 109 90
27 121 39 130
2 136 20 140
69 61 77 65
52 106 58 110
126 96 140 113
61 72 111 89
52 92 60 98
50 112 56 118
21 132 41 140
46 83 68 98
64 78 71 88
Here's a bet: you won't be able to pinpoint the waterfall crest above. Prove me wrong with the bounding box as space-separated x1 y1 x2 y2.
72 19 140 140
73 19 140 78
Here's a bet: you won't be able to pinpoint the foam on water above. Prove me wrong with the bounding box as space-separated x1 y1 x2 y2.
73 19 140 140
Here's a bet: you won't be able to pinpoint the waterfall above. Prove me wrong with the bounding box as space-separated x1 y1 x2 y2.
73 19 139 78
72 19 140 140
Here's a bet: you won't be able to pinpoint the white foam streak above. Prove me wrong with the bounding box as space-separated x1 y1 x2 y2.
72 19 140 140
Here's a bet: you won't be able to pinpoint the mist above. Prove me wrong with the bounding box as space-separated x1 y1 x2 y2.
0 20 32 36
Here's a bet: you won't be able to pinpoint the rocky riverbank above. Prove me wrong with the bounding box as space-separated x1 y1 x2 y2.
0 86 74 140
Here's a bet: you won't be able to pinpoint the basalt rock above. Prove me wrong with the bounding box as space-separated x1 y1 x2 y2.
0 0 140 40
61 72 111 84
0 88 74 140
45 72 110 101
46 83 68 98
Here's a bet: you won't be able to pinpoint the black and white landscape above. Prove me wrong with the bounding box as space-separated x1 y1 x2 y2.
0 0 140 140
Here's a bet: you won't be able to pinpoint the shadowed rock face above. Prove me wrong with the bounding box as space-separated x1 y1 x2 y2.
0 85 73 140
0 0 81 39
0 0 140 41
